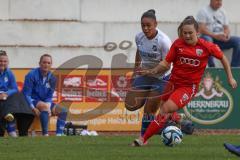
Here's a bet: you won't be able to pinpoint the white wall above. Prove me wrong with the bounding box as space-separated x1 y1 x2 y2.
0 0 239 68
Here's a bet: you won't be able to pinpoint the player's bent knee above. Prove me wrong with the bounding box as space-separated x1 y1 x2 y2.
125 103 136 111
144 106 158 114
125 98 145 111
124 103 142 111
161 100 178 114
36 102 50 111
144 101 160 114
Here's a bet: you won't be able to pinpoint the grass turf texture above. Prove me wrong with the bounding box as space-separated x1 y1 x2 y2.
0 135 239 160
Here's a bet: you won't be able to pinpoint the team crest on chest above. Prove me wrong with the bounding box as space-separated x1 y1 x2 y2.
152 45 157 51
46 82 50 88
196 49 203 56
4 76 8 82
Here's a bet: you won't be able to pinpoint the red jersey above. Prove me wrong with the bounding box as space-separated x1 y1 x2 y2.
165 38 223 87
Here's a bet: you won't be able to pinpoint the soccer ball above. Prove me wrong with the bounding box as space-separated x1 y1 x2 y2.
161 126 183 147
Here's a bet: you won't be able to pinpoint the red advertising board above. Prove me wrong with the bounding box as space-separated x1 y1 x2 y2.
85 75 109 102
60 75 84 102
110 75 131 102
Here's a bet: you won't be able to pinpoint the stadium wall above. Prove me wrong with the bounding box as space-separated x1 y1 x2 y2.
0 0 239 68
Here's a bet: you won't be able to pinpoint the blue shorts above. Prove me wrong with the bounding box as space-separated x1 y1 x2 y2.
132 75 169 93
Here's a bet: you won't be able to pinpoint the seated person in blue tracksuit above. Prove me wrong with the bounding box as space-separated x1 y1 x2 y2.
0 50 34 137
0 50 18 137
22 54 67 136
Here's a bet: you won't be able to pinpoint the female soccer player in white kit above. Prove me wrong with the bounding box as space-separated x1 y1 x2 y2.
125 9 182 145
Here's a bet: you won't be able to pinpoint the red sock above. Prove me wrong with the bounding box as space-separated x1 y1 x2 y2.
143 114 168 143
171 112 181 123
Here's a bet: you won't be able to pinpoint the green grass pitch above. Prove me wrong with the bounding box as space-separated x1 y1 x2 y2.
0 135 239 160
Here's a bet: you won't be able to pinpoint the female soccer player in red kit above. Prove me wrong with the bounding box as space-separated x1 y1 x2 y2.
133 16 237 146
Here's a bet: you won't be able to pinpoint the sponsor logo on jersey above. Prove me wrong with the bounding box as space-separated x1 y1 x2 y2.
147 53 157 59
183 72 233 125
139 50 157 59
179 57 200 67
4 76 8 83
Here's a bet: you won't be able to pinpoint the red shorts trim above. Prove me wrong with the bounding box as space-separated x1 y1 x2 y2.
162 84 198 109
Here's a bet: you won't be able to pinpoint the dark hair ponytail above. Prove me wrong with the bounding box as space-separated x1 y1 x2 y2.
178 16 199 37
141 9 156 21
0 50 7 56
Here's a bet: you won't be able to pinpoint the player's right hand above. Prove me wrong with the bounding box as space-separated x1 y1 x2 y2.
213 34 228 42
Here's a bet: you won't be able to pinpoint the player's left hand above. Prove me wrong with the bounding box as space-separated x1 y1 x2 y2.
136 68 158 75
228 78 237 89
0 93 8 100
32 108 40 116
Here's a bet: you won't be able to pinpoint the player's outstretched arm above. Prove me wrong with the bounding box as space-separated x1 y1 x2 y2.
137 59 170 76
221 55 237 89
152 60 170 75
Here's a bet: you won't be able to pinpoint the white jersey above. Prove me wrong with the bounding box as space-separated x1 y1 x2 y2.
135 29 172 77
